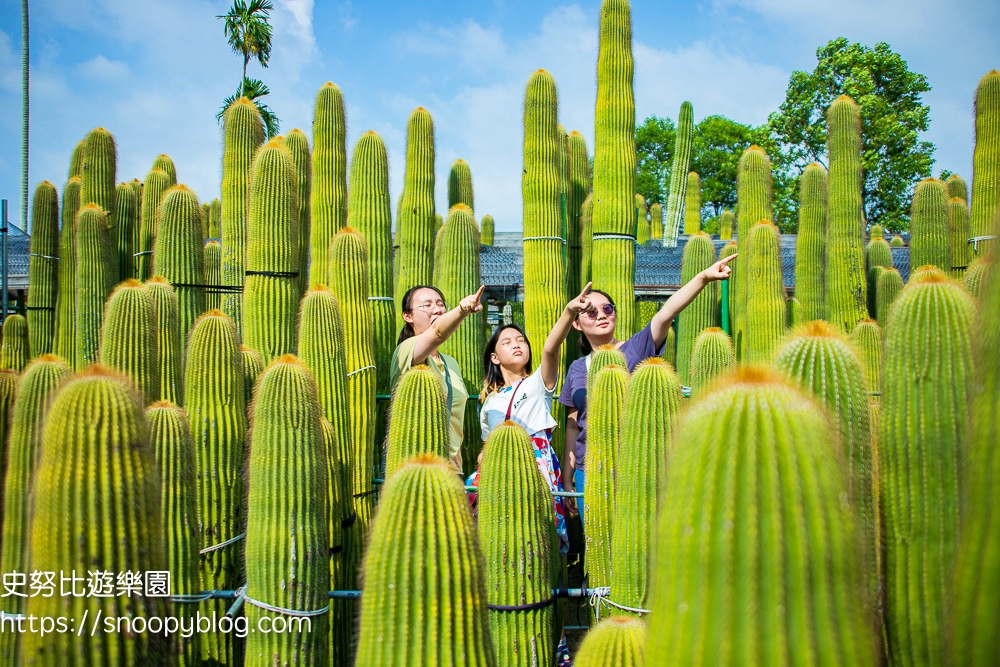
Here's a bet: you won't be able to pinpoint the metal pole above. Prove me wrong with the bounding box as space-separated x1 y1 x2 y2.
1 200 8 322
720 278 730 335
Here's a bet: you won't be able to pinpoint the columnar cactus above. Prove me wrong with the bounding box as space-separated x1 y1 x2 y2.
795 163 828 321
75 203 115 370
69 138 85 178
143 277 182 404
876 267 904 328
185 311 246 665
867 266 885 320
394 107 437 334
386 365 449 478
851 319 882 403
480 214 494 245
244 356 330 666
152 154 177 185
221 97 266 330
786 296 803 327
734 146 774 358
80 127 117 220
649 201 663 241
243 139 299 362
574 616 646 667
869 224 884 239
136 167 170 281
682 171 701 234
479 423 556 666
285 129 312 296
355 454 496 667
664 101 693 246
964 255 990 298
646 366 879 666
100 279 158 404
114 181 138 282
719 208 734 240
638 300 658 329
240 345 264 415
910 178 951 273
580 192 594 287
207 197 221 238
155 185 207 339
890 235 904 247
662 326 676 367
591 0 637 333
589 345 627 387
22 368 171 666
611 358 682 612
203 239 222 311
949 196 970 276
448 158 475 211
688 327 735 397
569 130 591 296
311 83 348 287
719 240 738 328
744 221 785 364
970 70 1000 256
675 232 717 384
54 176 81 363
866 236 893 316
636 193 650 244
129 178 143 222
945 173 968 204
27 181 59 357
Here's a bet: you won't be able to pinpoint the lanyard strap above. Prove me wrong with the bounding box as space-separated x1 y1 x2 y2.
442 358 453 410
505 378 526 420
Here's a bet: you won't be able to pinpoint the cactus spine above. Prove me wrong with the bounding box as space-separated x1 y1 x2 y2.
0 315 28 372
580 193 593 287
155 185 207 339
22 368 170 666
244 356 330 666
100 280 159 404
744 221 785 364
311 83 348 288
734 146 774 358
569 130 592 296
636 193 650 244
481 214 494 245
143 277 182 405
881 272 974 666
591 0 637 333
851 319 882 403
479 423 555 666
719 209 734 240
964 255 990 298
826 95 868 333
970 70 1000 256
207 197 221 238
114 181 138 281
795 163 828 322
386 365 449 478
27 181 58 357
949 196 970 276
675 232 717 384
54 176 81 363
74 204 115 370
876 267 904 328
448 158 475 211
285 129 312 296
575 616 646 667
69 138 85 178
355 454 495 667
203 239 222 310
786 296 802 327
136 167 170 281
649 201 663 240
683 171 701 234
664 101 693 246
945 173 968 203
240 345 264 415
910 178 951 273
80 127 117 220
152 154 177 185
688 327 735 397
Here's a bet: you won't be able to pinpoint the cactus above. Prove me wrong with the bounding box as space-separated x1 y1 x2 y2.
719 240 738 328
580 192 594 287
480 214 494 245
949 196 970 276
143 277 183 405
54 177 81 364
649 201 663 240
688 327 735 397
646 366 879 665
152 153 177 185
866 236 893 316
129 177 143 219
221 97 266 331
136 167 170 281
636 193 650 244
638 300 658 329
661 325 676 367
113 181 138 281
774 320 878 607
569 130 591 297
682 171 701 234
890 235 904 247
591 0 637 333
851 319 882 403
719 208 734 240
185 311 246 665
588 345 627 388
201 201 210 232
22 367 171 666
664 101 693 246
866 266 884 320
244 356 330 666
478 422 556 666
910 177 951 273
207 197 221 238
386 365 449 478
945 173 968 204
69 138 85 178
80 127 117 220
675 232 717 384
574 616 646 667
74 204 115 370
285 129 312 296
880 271 974 666
437 205 484 474
869 223 884 239
786 296 803 327
559 124 571 243
27 181 59 357
203 239 222 310
154 185 207 339
876 267 903 328
448 158 475 211
146 401 200 666
243 139 299 363
240 345 264 414
310 83 349 288
355 454 495 667
611 358 682 612
963 255 990 298
744 221 785 364
795 163 828 321
970 70 1000 256
100 279 158 404
734 146 774 358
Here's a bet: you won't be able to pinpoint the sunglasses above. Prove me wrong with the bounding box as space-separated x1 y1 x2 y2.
583 303 616 320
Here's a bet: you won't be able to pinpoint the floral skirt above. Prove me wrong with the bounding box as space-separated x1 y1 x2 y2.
466 428 569 554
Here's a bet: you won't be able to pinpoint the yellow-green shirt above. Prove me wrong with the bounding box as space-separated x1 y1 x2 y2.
389 336 468 473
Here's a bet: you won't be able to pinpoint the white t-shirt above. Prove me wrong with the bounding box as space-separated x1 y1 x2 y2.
480 368 558 441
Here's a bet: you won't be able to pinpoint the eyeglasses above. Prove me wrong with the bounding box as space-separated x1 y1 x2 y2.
583 303 616 320
414 300 447 313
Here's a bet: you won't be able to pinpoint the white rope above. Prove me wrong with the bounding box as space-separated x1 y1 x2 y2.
236 586 330 617
347 365 376 378
133 250 153 257
586 587 650 620
592 234 636 242
171 592 213 603
368 296 394 301
199 531 245 555
522 236 566 244
968 235 997 251
30 253 58 260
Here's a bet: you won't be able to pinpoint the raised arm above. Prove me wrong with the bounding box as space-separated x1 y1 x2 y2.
650 254 737 347
411 285 485 365
541 283 594 390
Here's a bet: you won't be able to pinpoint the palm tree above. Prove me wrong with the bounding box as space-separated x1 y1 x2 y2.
217 77 280 139
217 0 279 137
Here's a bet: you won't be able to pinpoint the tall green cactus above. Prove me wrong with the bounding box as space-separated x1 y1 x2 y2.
479 423 556 666
881 271 974 667
869 224 884 239
155 184 206 339
203 239 222 310
221 97 265 331
574 616 646 667
146 401 200 667
719 208 734 240
100 279 158 404
152 154 177 185
786 296 803 328
589 345 627 388
611 358 682 612
386 365 449 478
136 167 170 281
568 130 591 296
208 197 221 238
285 129 312 296
796 163 828 321
744 221 785 364
866 235 892 272
945 173 968 203
675 232 717 384
80 127 117 220
591 0 637 333
311 83 348 288
734 146 774 358
682 171 701 234
719 240 738 328
866 264 885 319
54 176 81 364
22 368 171 666
143 277 182 405
949 196 970 276
355 454 495 666
436 205 484 475
964 255 990 298
480 214 494 245
240 345 264 416
244 139 299 362
664 101 693 246
646 366 879 665
851 318 882 403
0 314 28 372
826 95 868 333
129 178 143 222
69 138 85 178
876 267 904 328
580 192 593 287
649 201 663 241
185 311 246 665
74 203 115 370
636 193 650 244
688 327 735 397
394 107 437 334
114 181 138 281
27 180 58 357
244 356 330 666
448 158 475 211
970 70 1000 256
910 177 951 273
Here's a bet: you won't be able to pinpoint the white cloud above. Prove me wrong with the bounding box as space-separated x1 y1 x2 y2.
77 55 130 81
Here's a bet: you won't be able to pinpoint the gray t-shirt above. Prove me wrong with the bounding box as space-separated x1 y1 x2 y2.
557 324 664 471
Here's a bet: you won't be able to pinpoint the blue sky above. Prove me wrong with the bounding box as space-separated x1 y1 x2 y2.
0 0 997 232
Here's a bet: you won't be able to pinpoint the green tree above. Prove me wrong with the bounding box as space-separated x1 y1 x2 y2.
217 0 280 138
768 38 934 232
636 115 675 206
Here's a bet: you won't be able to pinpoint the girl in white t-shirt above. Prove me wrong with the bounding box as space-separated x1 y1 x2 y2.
467 283 595 554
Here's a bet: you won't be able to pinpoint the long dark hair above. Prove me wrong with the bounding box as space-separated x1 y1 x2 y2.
398 285 447 345
577 289 617 356
482 323 532 398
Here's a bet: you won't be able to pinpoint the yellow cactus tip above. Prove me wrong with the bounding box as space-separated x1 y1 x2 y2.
449 203 472 214
308 283 329 293
79 202 104 212
806 162 826 170
203 308 228 318
35 353 62 364
454 158 468 165
148 399 179 410
950 196 966 203
146 275 170 284
752 219 777 229
205 239 221 247
150 167 167 175
272 353 300 366
414 106 428 112
636 357 668 369
407 452 450 467
364 129 378 136
117 278 143 289
339 226 360 235
68 175 82 183
501 419 521 428
794 319 840 339
912 267 949 283
594 344 619 352
569 130 583 137
704 326 724 333
156 153 170 159
534 68 550 75
77 363 129 381
747 144 764 152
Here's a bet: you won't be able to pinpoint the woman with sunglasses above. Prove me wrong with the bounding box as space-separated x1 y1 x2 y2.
390 284 486 475
558 253 737 519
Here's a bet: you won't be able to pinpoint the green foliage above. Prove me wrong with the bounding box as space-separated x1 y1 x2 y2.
75 204 115 370
448 158 475 211
910 178 951 273
744 222 786 363
876 267 903 328
54 176 81 364
676 233 716 384
688 327 735 397
796 163 828 321
28 181 58 357
386 366 449 478
635 114 675 206
970 70 1000 255
100 280 158 404
574 616 646 667
155 185 207 339
310 82 348 288
217 0 278 136
663 102 693 245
